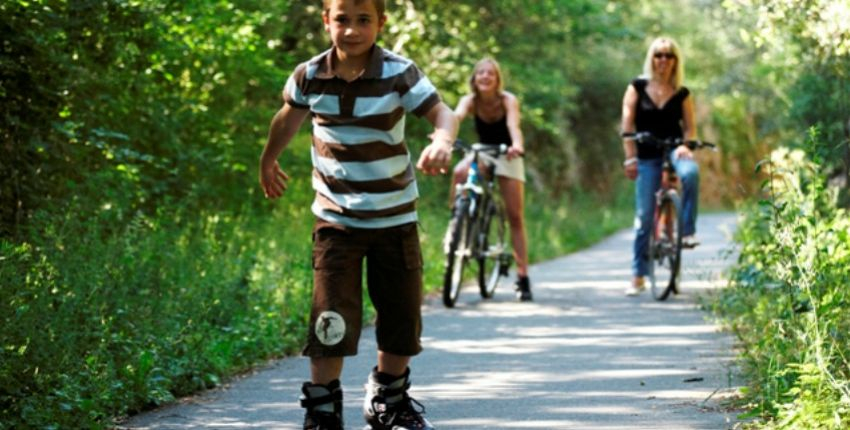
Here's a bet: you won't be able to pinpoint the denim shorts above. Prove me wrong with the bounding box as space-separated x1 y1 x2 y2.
302 218 424 357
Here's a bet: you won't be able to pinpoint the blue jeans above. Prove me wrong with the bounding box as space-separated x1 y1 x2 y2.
632 154 700 277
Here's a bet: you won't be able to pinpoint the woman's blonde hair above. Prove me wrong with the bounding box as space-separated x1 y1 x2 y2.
641 37 684 89
469 57 504 98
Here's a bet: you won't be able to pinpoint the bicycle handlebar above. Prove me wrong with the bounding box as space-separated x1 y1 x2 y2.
621 132 717 151
453 139 511 156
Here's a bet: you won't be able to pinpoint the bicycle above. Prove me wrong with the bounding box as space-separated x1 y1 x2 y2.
441 140 513 308
622 131 716 301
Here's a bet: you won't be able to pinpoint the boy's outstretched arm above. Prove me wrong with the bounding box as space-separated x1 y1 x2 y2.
417 102 458 176
259 104 309 199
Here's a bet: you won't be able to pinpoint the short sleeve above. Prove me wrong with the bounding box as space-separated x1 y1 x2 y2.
397 63 441 117
282 63 310 110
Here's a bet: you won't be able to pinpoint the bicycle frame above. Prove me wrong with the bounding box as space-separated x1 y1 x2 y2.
441 141 512 307
456 145 501 223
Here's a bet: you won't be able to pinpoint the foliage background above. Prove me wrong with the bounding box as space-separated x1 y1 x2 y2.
711 1 850 428
1 0 848 428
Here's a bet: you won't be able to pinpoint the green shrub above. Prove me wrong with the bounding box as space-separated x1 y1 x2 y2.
0 200 314 428
713 139 850 429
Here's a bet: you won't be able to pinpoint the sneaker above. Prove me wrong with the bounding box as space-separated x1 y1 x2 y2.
514 276 533 301
682 235 700 249
363 367 433 430
300 380 344 430
625 278 646 296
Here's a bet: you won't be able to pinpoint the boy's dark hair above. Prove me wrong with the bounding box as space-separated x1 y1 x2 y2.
322 0 386 16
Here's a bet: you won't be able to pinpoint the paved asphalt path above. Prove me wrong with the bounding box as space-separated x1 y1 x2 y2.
122 213 743 430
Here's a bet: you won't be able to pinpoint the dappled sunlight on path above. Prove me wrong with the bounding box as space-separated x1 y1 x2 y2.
408 213 741 429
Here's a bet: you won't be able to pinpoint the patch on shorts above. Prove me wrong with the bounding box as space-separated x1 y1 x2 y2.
314 311 346 346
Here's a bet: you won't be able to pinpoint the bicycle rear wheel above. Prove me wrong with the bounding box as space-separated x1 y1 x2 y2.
477 199 509 299
443 197 472 307
648 193 682 301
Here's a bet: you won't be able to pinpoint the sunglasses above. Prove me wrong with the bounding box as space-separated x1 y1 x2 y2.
654 52 676 60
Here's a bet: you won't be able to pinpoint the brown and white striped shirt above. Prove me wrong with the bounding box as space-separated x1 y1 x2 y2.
284 45 441 229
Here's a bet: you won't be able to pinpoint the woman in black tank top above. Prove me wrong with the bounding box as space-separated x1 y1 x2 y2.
620 37 702 296
474 113 513 146
451 58 533 301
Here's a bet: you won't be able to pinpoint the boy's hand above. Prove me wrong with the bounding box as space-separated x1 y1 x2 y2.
416 139 453 175
259 160 290 199
420 103 458 175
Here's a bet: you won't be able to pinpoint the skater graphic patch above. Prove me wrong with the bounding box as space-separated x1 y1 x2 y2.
315 311 345 346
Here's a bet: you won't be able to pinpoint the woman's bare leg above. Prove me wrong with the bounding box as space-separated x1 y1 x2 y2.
498 176 528 276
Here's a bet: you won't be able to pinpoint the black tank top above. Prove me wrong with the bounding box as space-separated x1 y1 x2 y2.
632 78 689 159
474 114 512 145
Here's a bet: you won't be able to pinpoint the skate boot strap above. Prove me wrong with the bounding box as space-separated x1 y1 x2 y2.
371 380 411 398
300 389 342 409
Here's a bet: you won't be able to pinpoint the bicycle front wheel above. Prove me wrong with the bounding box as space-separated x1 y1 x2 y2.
443 197 472 307
477 199 509 298
648 192 683 301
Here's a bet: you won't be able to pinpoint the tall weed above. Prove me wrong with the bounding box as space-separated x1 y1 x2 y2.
714 136 850 429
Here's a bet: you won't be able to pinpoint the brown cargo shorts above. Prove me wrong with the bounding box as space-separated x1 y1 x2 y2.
302 218 424 358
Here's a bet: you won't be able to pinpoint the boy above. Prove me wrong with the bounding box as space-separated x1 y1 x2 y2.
259 0 457 429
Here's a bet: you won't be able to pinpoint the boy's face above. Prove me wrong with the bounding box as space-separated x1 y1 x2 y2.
323 0 386 61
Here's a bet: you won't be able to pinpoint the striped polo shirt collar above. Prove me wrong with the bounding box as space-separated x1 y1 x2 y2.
314 45 384 80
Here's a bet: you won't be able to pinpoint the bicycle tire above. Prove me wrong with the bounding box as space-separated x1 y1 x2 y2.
669 197 683 296
648 192 682 301
443 197 472 307
477 199 508 298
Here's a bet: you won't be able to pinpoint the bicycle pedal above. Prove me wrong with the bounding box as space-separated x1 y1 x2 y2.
498 254 512 276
